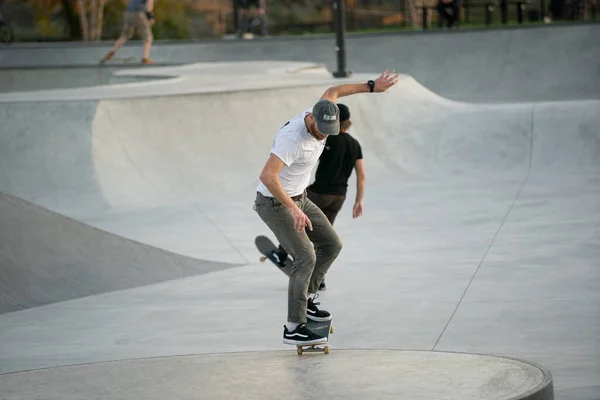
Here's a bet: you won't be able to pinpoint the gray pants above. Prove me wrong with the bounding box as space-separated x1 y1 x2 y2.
254 191 342 323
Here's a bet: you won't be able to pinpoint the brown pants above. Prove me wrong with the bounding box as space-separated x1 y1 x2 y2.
306 188 346 225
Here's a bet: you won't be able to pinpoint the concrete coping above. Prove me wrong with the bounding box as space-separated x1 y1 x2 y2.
0 61 376 103
0 349 554 400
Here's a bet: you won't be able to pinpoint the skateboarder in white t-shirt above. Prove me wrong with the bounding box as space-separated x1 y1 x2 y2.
254 69 400 345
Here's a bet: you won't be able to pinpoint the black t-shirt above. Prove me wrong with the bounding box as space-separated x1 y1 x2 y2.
308 132 363 196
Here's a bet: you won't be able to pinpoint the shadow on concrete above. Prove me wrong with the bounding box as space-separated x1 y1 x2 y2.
0 191 243 314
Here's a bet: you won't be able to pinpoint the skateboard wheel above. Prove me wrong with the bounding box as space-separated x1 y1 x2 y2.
330 325 334 334
324 346 330 354
297 347 303 355
260 256 267 262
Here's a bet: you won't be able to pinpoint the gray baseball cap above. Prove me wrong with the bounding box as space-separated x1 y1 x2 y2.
312 99 340 136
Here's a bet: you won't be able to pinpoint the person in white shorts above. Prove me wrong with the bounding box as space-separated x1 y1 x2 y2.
102 0 155 64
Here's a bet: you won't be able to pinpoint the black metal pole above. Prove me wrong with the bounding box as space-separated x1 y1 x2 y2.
485 2 494 25
232 0 239 34
501 0 508 24
333 0 351 78
540 0 546 20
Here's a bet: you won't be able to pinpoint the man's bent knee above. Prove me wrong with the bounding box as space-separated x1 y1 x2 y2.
332 237 343 258
291 246 317 275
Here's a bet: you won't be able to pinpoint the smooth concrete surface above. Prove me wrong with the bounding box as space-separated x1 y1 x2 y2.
1 24 599 102
0 25 598 399
0 350 553 400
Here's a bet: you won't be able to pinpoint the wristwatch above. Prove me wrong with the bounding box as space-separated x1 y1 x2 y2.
367 80 375 93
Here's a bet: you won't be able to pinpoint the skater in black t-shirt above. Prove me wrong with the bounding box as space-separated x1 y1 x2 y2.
275 103 365 290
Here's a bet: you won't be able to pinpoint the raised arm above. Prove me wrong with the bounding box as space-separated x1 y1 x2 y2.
320 69 400 102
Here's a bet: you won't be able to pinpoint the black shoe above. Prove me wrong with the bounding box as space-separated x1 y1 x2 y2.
307 294 331 322
283 323 327 345
271 250 287 268
318 280 326 291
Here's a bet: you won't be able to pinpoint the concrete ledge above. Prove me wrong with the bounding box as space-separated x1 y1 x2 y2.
0 349 554 400
0 61 374 102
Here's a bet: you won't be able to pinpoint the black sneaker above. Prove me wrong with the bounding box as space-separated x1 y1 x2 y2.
307 294 331 322
271 250 287 268
283 323 328 345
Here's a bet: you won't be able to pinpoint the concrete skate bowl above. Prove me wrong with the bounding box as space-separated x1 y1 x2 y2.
0 70 597 302
0 51 597 399
0 66 598 263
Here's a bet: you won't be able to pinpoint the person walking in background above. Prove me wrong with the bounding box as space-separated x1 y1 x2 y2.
102 0 155 64
275 103 366 291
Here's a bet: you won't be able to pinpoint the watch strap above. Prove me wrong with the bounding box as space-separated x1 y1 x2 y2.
367 80 375 92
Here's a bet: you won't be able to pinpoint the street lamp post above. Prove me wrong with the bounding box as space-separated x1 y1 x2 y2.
332 0 351 78
232 0 239 34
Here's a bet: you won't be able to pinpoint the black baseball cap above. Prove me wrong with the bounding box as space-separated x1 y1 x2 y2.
337 103 350 122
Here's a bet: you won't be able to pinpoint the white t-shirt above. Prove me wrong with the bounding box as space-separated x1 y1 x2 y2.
257 107 327 198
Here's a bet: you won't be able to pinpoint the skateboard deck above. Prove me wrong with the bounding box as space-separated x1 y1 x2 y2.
296 318 334 355
255 235 293 277
97 56 137 65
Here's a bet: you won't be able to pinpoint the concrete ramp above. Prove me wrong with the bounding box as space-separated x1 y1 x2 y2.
340 89 600 177
0 69 598 265
0 191 241 314
0 49 598 398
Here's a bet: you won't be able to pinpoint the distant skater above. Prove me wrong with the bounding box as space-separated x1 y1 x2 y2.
102 0 155 64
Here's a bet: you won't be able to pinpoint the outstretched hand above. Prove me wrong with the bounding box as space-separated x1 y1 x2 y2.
374 69 400 93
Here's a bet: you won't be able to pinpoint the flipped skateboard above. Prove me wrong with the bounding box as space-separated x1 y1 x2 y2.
256 235 327 290
255 235 293 277
296 318 334 355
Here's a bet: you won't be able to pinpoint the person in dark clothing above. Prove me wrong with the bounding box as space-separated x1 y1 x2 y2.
236 0 268 38
275 103 365 290
437 0 460 28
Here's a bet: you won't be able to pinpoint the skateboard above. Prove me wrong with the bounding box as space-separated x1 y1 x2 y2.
97 56 137 65
255 235 293 277
296 318 334 355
